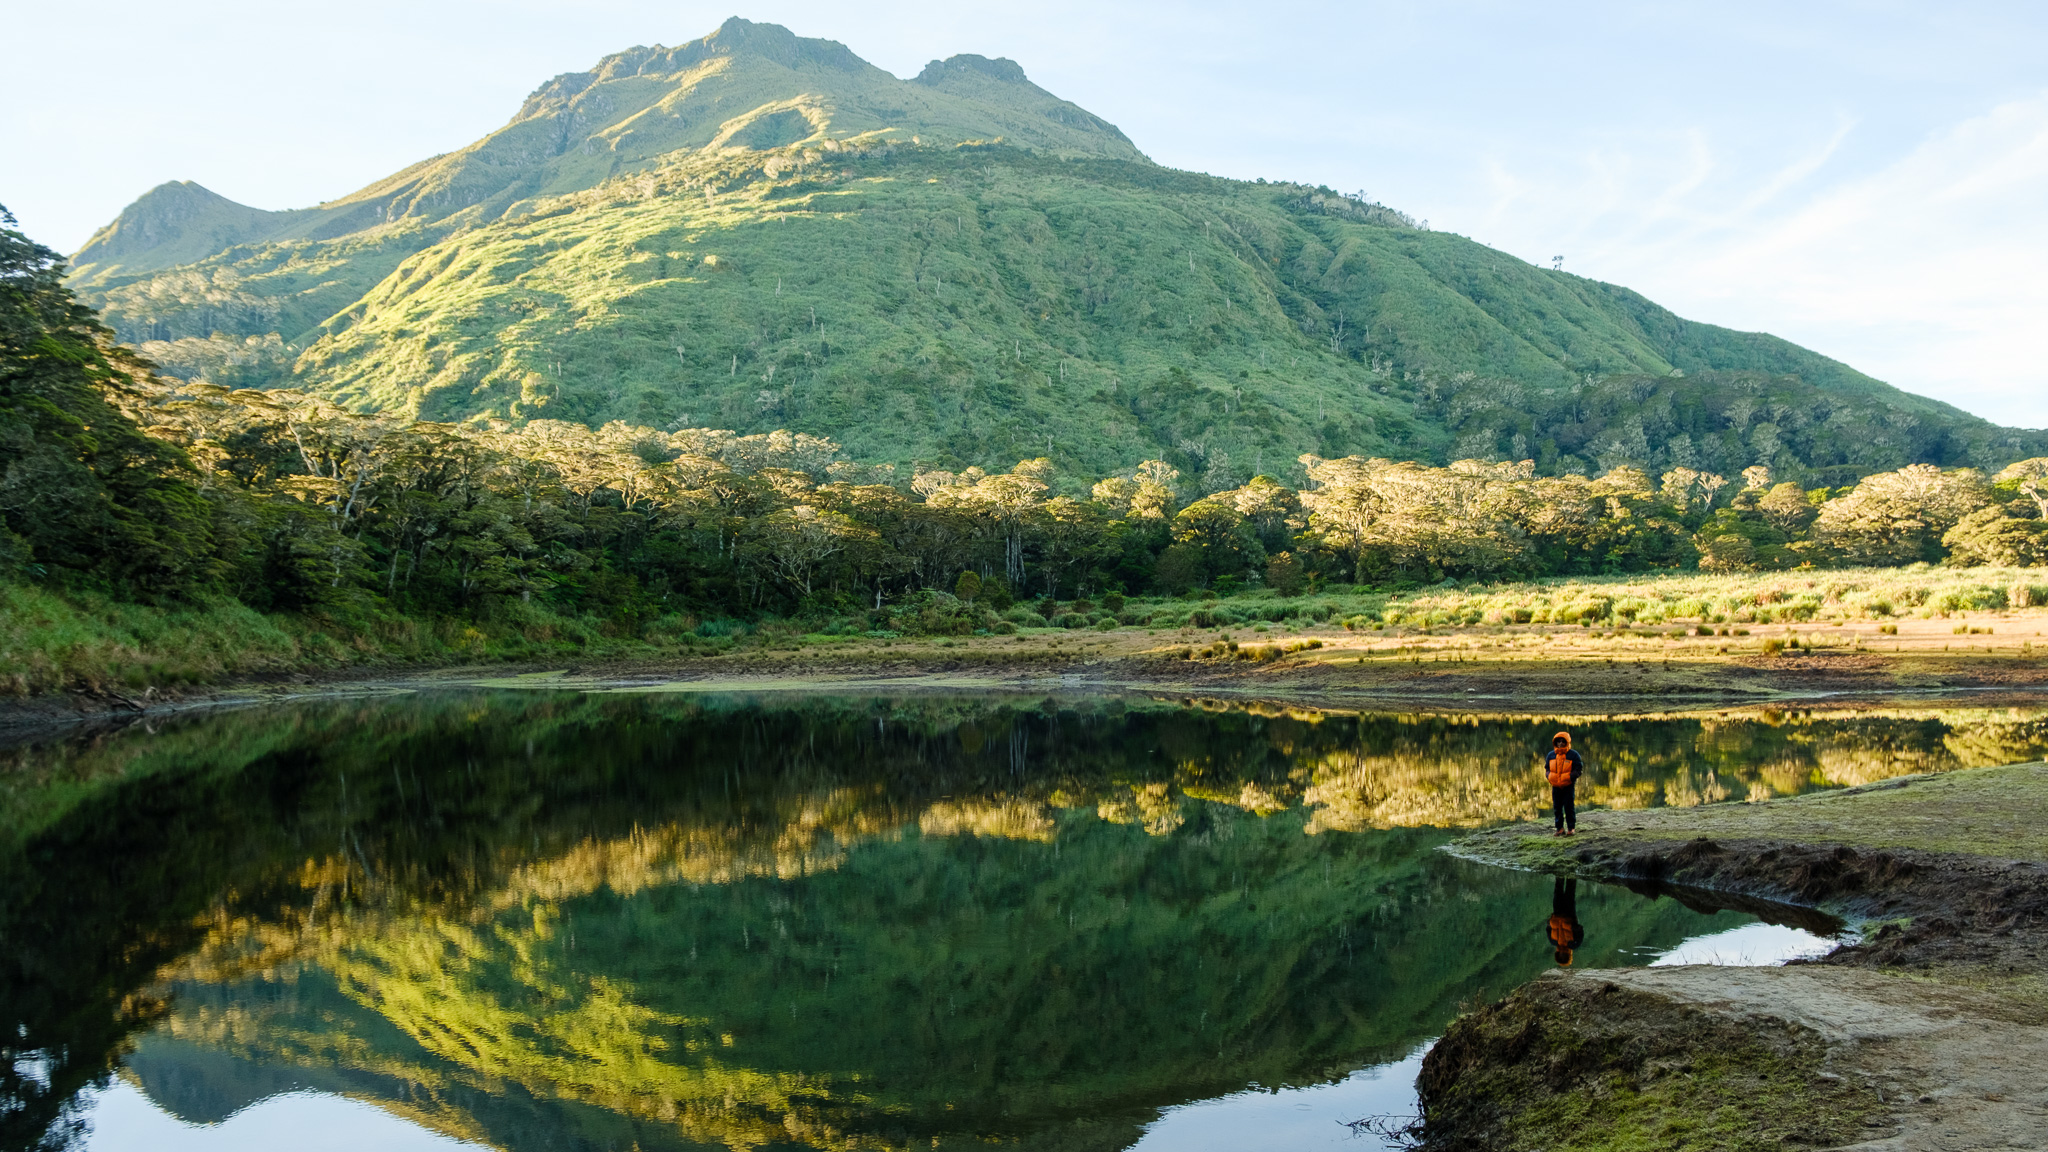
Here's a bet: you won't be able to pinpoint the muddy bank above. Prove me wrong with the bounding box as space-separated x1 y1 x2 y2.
5 600 2045 729
1422 764 2048 1150
7 636 2046 733
1519 835 2048 973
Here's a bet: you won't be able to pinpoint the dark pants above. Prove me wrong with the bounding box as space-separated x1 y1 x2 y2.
1551 784 1576 830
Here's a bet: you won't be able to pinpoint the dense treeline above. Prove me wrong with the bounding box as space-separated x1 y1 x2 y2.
6 210 2047 639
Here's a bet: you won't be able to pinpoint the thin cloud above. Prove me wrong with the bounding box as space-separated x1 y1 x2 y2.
1476 94 2048 429
1677 92 2048 428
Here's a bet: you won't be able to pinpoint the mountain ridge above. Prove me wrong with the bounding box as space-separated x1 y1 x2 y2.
62 19 2048 481
68 18 1143 284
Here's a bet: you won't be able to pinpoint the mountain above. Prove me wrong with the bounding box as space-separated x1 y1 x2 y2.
66 18 1142 287
66 18 2047 482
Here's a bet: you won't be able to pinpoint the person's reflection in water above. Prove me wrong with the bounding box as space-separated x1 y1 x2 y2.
1547 877 1586 967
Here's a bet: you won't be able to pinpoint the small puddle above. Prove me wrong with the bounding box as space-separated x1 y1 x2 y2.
1644 920 1840 966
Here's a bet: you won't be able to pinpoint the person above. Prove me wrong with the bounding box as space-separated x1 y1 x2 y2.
1544 731 1583 836
1547 876 1585 966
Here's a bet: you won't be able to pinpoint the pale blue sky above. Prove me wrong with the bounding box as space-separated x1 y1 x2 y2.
6 1 2045 427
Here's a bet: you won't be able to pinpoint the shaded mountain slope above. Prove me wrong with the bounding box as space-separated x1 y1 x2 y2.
65 20 2047 480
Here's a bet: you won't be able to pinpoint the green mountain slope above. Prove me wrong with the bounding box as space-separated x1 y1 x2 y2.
66 18 1141 287
66 19 2047 482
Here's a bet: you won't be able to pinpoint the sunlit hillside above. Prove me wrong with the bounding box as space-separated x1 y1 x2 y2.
63 19 2047 479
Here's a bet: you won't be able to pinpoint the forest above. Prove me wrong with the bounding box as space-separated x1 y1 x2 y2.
6 206 2048 667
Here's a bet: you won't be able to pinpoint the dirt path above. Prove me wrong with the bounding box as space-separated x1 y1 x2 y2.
1590 965 2048 1150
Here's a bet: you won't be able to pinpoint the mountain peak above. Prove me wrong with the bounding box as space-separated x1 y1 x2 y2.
698 17 866 71
71 181 305 281
916 54 1033 87
73 21 1147 277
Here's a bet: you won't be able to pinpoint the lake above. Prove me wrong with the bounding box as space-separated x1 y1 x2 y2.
4 691 2042 1152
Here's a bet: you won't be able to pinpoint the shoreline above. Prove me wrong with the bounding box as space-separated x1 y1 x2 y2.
6 615 2046 734
1422 761 2048 1150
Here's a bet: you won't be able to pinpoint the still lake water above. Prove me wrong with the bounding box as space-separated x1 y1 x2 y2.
4 691 2043 1152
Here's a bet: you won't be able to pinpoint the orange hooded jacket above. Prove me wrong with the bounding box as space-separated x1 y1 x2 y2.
1545 732 1580 787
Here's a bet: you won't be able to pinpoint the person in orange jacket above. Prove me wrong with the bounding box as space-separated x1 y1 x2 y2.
1544 731 1584 836
1547 876 1585 966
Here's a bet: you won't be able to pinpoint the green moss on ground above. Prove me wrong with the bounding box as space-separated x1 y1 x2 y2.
1419 977 1879 1151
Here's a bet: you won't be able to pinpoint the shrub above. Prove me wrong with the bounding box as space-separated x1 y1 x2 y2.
1265 552 1306 597
887 591 993 635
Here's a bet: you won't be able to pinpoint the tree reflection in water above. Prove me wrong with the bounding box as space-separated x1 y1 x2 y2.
0 694 2038 1151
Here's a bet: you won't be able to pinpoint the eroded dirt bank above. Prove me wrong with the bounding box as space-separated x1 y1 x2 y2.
1424 763 2048 1150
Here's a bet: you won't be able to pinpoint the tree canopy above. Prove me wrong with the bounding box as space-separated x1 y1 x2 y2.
8 207 2045 634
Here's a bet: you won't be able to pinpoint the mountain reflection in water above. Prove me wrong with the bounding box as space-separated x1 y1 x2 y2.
2 693 2041 1152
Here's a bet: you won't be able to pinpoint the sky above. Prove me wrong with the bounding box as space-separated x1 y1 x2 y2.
6 0 2046 429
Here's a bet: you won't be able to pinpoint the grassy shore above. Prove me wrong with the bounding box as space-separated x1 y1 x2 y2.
1461 759 2048 866
0 582 716 698
5 567 2046 708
